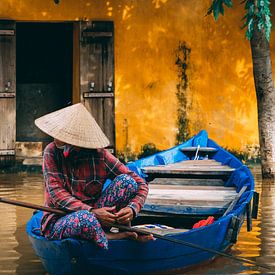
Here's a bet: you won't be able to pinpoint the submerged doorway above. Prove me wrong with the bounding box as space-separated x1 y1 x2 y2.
16 22 73 142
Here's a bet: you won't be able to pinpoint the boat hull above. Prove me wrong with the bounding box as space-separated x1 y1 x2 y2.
27 207 246 274
26 130 254 274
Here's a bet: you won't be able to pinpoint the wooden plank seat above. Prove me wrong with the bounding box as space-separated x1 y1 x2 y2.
180 146 218 159
149 178 225 186
142 159 235 180
176 159 221 165
180 147 218 153
143 184 237 216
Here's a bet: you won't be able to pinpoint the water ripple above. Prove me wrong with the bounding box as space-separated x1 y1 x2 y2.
0 168 274 274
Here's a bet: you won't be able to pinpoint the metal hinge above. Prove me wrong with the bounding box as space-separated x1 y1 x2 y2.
83 92 114 98
0 150 15 156
0 92 15 98
0 29 15 36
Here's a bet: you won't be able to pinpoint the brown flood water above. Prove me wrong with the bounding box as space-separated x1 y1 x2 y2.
0 165 274 275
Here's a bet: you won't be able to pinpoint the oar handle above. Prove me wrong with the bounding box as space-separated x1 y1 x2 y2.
0 197 66 215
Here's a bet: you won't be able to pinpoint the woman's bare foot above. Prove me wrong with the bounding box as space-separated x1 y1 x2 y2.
106 231 138 240
136 234 155 242
106 231 155 242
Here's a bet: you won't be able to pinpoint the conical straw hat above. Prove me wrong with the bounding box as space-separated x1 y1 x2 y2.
35 103 110 149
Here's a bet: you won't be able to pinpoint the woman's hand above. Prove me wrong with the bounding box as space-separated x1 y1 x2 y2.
116 207 134 224
91 206 117 225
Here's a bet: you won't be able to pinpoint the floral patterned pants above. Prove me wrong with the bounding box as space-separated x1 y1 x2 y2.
45 174 138 249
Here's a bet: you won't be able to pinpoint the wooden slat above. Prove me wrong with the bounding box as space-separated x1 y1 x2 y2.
180 147 218 152
178 159 221 165
143 165 233 171
149 184 235 191
142 159 234 178
0 27 16 93
150 178 225 186
157 165 231 170
147 188 236 203
0 98 15 151
142 203 228 216
104 97 115 148
80 21 115 149
146 198 232 207
180 147 218 160
103 30 115 148
143 167 234 174
0 21 16 167
144 159 225 168
145 167 233 172
143 184 237 215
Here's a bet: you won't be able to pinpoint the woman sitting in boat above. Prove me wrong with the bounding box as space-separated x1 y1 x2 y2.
35 103 152 250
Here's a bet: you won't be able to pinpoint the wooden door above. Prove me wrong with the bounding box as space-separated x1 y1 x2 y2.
80 21 115 152
0 21 16 166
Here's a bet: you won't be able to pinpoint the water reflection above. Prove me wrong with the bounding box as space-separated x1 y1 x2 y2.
258 178 275 273
0 174 45 274
0 167 274 274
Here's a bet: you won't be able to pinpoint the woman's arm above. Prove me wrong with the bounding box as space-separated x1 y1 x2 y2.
103 149 148 215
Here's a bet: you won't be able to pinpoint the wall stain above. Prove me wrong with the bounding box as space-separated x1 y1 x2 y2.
175 41 191 144
146 81 157 89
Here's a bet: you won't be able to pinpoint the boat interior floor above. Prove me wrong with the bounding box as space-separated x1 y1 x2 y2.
143 180 237 218
138 159 238 231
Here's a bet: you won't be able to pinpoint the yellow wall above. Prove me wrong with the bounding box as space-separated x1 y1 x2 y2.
0 0 274 153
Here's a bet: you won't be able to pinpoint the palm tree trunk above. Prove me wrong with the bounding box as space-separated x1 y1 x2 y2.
250 27 275 179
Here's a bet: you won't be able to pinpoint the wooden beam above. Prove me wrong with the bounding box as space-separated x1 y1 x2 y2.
150 178 225 186
149 184 235 191
147 189 236 203
142 203 228 216
180 147 218 153
142 159 235 179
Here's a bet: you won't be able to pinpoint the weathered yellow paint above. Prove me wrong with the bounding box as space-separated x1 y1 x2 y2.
0 0 274 153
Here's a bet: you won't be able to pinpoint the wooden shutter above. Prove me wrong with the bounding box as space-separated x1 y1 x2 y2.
80 21 115 152
0 21 16 166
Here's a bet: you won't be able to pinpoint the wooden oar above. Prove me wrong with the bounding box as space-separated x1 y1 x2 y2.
0 197 65 215
0 197 270 270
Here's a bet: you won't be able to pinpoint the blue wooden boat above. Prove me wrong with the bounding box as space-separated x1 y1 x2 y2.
26 130 256 274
